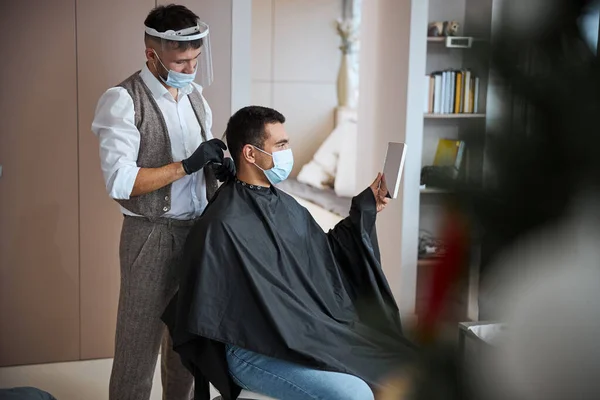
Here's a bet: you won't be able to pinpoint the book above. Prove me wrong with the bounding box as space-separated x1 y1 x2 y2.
429 75 435 113
425 69 479 115
454 141 466 178
464 70 472 113
469 76 475 113
474 77 480 113
448 71 456 114
424 76 430 113
433 73 442 113
433 139 461 166
447 71 453 113
459 70 465 113
454 71 462 114
441 71 447 114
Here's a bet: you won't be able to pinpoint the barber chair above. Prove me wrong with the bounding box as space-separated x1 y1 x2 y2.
0 387 57 399
212 391 275 400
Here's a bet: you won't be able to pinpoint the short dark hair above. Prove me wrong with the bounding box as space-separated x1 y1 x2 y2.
144 4 203 51
224 106 286 167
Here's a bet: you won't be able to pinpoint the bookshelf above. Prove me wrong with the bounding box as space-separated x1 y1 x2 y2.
416 0 495 323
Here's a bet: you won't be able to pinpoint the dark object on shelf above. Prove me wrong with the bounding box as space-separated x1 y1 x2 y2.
428 21 460 37
419 230 447 258
420 166 457 189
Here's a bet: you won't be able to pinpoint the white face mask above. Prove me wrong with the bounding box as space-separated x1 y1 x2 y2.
252 146 294 185
153 50 197 89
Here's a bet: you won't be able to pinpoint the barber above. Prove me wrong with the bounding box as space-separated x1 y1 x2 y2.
91 4 234 400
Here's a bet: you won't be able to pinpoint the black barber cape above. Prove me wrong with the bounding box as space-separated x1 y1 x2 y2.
162 179 417 399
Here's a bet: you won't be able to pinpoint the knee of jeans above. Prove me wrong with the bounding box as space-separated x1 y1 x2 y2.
336 379 374 400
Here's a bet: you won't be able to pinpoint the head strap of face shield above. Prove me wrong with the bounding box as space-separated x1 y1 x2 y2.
144 21 209 42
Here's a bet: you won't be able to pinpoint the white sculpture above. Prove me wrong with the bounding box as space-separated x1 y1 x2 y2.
335 17 359 109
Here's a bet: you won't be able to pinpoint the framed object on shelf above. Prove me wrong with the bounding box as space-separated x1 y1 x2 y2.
446 36 473 48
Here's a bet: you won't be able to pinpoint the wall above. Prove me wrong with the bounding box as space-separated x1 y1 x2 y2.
251 0 341 176
357 0 428 318
76 0 153 362
0 0 250 367
0 0 80 367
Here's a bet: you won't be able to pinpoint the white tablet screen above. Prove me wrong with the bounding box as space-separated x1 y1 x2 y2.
382 142 407 199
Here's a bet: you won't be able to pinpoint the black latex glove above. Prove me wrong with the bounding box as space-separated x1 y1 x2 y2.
182 138 227 175
212 157 236 182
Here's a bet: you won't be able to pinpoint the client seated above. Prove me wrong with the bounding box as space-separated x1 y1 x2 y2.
162 106 417 400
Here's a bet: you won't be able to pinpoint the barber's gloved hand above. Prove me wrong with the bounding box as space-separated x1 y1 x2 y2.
182 138 227 175
212 157 236 182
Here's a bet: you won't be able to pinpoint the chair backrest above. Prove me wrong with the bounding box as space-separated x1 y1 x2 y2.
212 390 276 400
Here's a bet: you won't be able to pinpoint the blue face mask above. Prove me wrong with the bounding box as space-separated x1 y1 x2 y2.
253 146 294 185
153 50 197 89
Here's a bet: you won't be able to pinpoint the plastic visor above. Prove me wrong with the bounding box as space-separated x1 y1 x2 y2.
145 20 213 87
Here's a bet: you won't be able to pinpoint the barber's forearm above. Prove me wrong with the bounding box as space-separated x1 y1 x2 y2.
130 162 186 197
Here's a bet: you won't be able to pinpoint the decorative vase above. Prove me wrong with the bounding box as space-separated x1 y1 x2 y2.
337 53 352 107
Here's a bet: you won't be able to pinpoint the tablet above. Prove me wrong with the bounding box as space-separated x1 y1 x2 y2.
382 142 407 199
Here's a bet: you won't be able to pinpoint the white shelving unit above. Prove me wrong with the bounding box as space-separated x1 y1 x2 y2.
420 0 493 206
416 0 495 322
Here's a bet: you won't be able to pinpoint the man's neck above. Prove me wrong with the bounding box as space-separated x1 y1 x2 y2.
237 164 272 187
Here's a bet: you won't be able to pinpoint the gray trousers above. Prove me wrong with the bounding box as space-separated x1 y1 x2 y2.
109 215 196 400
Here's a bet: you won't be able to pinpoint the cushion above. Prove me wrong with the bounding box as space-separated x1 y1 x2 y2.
295 107 358 197
333 119 358 197
276 178 351 218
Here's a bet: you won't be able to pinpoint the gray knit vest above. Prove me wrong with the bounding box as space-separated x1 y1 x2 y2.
115 71 218 218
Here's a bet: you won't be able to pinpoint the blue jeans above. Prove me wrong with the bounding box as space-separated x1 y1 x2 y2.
225 345 374 400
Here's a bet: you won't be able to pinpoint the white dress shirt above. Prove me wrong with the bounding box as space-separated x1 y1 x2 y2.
91 64 213 220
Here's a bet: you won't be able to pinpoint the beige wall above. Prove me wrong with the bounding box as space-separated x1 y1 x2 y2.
251 0 341 176
357 0 427 318
76 0 154 361
0 0 80 367
0 0 249 367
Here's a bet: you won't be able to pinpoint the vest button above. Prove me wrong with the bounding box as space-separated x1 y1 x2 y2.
165 195 170 201
163 206 169 212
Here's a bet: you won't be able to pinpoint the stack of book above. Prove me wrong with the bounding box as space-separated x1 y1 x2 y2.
424 70 480 114
420 139 466 190
433 138 466 175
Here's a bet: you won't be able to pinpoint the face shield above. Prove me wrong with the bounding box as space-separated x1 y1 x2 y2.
145 20 213 88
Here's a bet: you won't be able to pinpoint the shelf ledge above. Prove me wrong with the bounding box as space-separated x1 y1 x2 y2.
424 113 486 119
427 36 486 48
420 188 451 194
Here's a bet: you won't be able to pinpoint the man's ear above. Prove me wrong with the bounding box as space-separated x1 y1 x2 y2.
145 47 152 59
146 46 161 63
241 144 256 164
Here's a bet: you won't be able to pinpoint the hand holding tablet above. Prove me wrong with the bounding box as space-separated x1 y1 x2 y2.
370 173 390 212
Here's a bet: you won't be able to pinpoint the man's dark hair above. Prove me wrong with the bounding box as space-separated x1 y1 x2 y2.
224 106 286 167
144 4 203 51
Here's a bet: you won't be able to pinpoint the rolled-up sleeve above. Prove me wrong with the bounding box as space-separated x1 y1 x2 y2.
91 87 141 200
